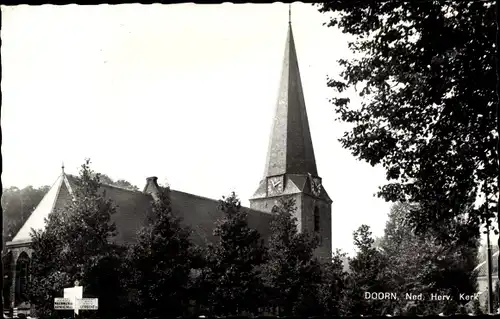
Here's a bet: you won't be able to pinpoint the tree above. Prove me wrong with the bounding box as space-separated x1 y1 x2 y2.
96 173 139 191
492 279 500 312
114 179 139 191
346 225 392 316
98 173 114 186
317 249 350 316
29 211 71 319
199 193 267 316
125 186 198 318
2 185 49 308
380 202 479 315
472 298 484 315
316 1 497 241
2 185 49 252
261 197 323 316
29 160 127 319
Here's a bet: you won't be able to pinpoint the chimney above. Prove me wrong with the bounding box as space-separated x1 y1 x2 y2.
143 176 160 201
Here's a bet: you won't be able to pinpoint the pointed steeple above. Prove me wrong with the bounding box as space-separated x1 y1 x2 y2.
263 20 318 178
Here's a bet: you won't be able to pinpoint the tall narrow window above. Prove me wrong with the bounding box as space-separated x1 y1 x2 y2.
314 207 320 232
15 252 30 305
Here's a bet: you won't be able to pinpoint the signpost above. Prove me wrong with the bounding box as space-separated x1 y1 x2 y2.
54 281 98 316
54 298 73 310
76 298 98 310
64 284 83 315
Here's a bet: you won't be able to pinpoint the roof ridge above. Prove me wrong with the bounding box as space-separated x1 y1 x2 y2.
171 189 220 203
171 189 268 215
10 174 65 243
65 174 143 194
101 183 143 194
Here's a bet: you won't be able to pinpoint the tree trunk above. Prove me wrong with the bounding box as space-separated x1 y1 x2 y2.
496 0 500 291
487 222 494 313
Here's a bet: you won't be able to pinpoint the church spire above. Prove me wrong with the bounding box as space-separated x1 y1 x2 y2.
263 18 318 178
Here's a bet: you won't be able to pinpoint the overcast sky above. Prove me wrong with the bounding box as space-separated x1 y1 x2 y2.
2 3 393 254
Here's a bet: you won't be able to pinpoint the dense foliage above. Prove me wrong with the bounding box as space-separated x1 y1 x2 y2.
124 186 198 318
316 0 496 240
344 216 479 315
2 185 49 307
29 160 126 319
2 185 49 252
380 202 479 315
261 197 323 316
314 1 494 314
346 224 392 316
198 193 267 316
97 173 139 191
14 161 484 317
317 249 350 316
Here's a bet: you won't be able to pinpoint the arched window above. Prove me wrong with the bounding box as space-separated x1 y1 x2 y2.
314 207 320 232
15 252 30 305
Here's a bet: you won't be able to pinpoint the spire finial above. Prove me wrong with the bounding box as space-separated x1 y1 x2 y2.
61 162 65 174
288 3 291 24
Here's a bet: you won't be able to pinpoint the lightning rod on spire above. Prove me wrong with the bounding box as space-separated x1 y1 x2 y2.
288 3 291 24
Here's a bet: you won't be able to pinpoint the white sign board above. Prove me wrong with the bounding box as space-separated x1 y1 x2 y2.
76 298 98 310
64 286 83 314
54 298 73 310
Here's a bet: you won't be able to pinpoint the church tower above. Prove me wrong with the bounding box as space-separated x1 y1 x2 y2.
249 16 332 259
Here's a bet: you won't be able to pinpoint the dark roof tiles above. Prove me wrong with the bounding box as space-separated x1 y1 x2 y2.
62 174 273 247
169 190 272 246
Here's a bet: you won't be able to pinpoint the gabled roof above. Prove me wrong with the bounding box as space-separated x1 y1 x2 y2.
8 171 273 248
263 22 318 178
10 172 73 243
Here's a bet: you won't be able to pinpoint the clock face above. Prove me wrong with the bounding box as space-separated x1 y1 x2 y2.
267 176 283 196
311 177 322 197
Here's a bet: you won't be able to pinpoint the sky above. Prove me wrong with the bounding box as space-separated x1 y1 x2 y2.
2 3 394 255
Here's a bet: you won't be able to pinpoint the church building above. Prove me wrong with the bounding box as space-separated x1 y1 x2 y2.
4 20 332 312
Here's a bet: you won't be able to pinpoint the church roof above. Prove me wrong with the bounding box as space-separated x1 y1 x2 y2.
169 190 272 245
11 173 73 244
8 171 272 247
263 22 318 178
